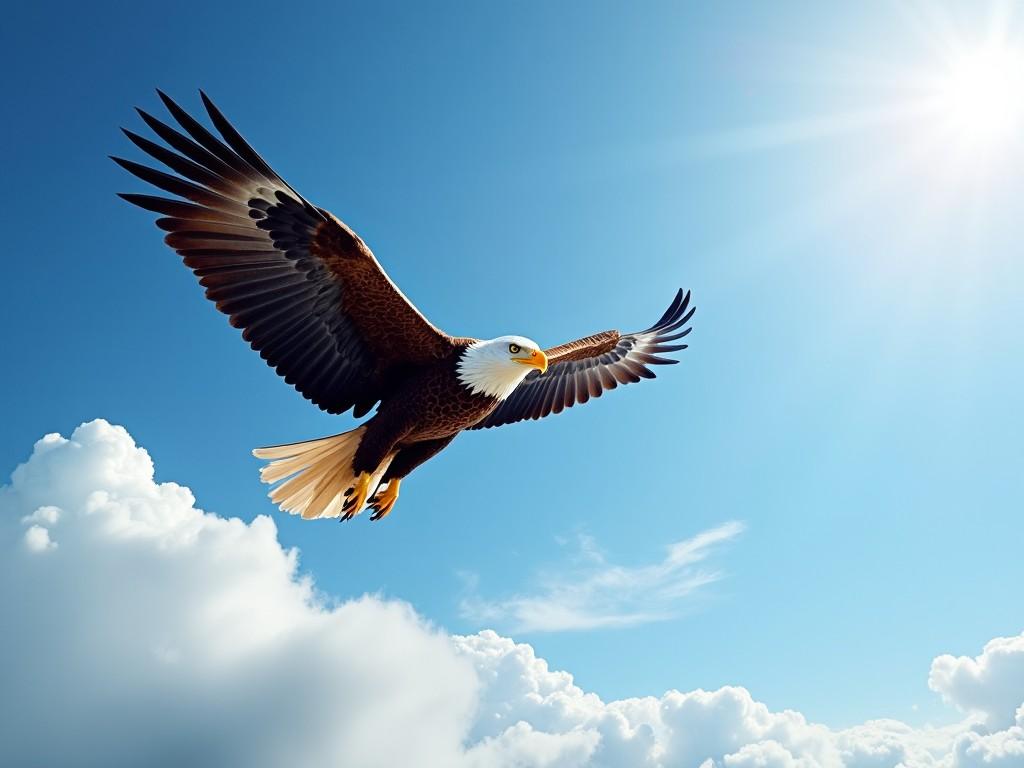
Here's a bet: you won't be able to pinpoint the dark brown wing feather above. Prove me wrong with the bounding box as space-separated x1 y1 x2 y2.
470 290 693 429
115 90 454 416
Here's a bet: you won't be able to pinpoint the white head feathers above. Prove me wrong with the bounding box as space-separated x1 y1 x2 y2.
457 335 547 400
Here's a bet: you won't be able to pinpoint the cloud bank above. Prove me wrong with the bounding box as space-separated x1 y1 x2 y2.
1 420 1022 767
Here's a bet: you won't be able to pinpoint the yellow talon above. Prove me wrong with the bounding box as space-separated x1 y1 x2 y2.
370 478 401 521
342 472 373 520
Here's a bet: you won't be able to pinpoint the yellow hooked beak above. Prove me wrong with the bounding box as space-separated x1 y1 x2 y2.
514 349 548 374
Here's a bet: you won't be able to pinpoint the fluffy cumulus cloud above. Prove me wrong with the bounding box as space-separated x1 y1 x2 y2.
0 421 476 768
928 637 1024 767
1 420 1022 768
930 635 1024 731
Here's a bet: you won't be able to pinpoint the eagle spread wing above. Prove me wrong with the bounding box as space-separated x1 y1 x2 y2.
114 90 453 417
470 289 694 429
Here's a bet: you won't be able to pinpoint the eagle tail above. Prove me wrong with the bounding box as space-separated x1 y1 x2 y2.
252 427 394 520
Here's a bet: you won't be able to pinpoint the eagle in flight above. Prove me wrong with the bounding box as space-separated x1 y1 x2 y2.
115 91 694 522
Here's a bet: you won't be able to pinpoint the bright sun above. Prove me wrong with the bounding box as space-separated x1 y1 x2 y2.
932 44 1024 151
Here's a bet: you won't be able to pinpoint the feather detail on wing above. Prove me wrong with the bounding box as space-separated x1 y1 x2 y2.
469 289 694 429
114 90 454 416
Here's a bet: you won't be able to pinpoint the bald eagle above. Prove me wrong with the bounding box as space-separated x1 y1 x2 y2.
114 91 694 522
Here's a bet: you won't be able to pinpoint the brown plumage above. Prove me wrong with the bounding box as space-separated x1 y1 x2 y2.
115 91 695 522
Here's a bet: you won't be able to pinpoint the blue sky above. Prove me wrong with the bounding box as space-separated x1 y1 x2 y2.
2 0 1022 734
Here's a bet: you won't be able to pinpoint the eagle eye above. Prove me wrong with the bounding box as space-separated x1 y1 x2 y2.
508 343 521 354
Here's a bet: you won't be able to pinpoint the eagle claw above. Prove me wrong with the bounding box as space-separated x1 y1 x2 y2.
369 478 401 521
339 472 373 521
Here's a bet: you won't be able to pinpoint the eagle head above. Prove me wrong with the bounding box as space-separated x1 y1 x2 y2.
456 336 548 400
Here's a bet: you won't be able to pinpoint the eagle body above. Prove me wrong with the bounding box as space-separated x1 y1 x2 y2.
115 91 695 522
354 347 499 474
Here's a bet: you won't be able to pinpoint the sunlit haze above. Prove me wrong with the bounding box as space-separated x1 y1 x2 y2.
931 44 1024 151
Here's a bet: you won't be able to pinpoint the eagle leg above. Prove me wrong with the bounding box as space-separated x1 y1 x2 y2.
341 472 374 521
369 478 402 521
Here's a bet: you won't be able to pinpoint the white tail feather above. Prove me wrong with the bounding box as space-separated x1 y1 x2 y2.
253 427 394 520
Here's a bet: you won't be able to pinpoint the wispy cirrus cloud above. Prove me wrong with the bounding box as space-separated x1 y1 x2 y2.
459 521 746 633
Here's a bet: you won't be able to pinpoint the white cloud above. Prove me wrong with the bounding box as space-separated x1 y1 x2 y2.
456 631 981 767
930 634 1024 731
943 708 1024 767
23 522 56 551
1 420 1022 768
0 420 476 768
460 522 745 633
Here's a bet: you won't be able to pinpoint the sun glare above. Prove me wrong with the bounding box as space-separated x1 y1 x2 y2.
932 44 1024 151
